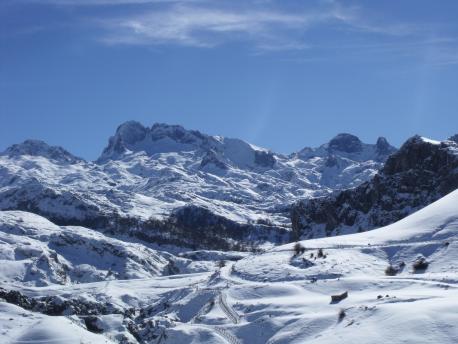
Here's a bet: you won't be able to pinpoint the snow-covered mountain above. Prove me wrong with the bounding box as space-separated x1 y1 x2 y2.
2 187 458 343
291 135 458 239
0 121 395 249
2 122 458 343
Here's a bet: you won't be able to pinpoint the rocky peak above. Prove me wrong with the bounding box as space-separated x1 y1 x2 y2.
374 136 396 161
328 133 363 153
2 140 82 164
98 121 213 162
150 123 208 145
383 135 455 175
98 121 277 170
375 136 392 154
116 121 148 146
296 133 396 163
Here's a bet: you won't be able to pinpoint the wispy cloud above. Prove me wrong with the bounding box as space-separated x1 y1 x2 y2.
328 2 418 37
93 1 432 52
97 3 329 51
9 0 458 60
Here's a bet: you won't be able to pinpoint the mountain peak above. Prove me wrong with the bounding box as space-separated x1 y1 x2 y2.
375 136 396 156
150 122 208 144
328 133 362 153
2 140 82 164
296 133 396 162
97 121 279 171
383 135 456 175
376 136 389 148
116 121 148 145
98 121 213 162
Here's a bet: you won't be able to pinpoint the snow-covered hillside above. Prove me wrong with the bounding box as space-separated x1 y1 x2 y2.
2 188 458 343
0 122 395 249
0 211 216 287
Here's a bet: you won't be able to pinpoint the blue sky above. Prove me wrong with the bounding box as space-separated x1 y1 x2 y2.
1 0 458 160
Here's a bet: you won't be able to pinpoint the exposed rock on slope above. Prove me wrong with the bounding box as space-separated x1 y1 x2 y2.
291 135 458 239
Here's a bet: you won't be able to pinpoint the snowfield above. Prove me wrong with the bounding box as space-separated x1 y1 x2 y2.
1 188 458 343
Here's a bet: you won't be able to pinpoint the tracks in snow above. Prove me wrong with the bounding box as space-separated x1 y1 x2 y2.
213 325 241 344
218 291 240 324
191 324 241 344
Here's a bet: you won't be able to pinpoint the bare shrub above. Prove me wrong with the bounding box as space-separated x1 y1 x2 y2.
317 248 324 258
338 309 346 322
384 265 398 276
293 243 305 256
413 257 429 272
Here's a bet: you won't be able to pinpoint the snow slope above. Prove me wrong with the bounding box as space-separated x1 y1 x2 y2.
1 189 458 343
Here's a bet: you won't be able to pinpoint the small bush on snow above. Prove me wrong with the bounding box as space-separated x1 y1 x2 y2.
338 309 346 322
317 248 325 258
293 243 305 256
385 265 398 276
413 256 429 272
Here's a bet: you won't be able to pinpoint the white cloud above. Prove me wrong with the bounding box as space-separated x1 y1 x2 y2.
97 2 338 51
14 0 458 58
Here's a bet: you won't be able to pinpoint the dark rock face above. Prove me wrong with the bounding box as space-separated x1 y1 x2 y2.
150 123 208 145
383 136 449 176
117 121 148 145
100 121 148 157
200 150 227 170
254 150 276 168
167 205 287 250
328 134 363 153
291 136 458 239
0 287 127 316
84 317 104 333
